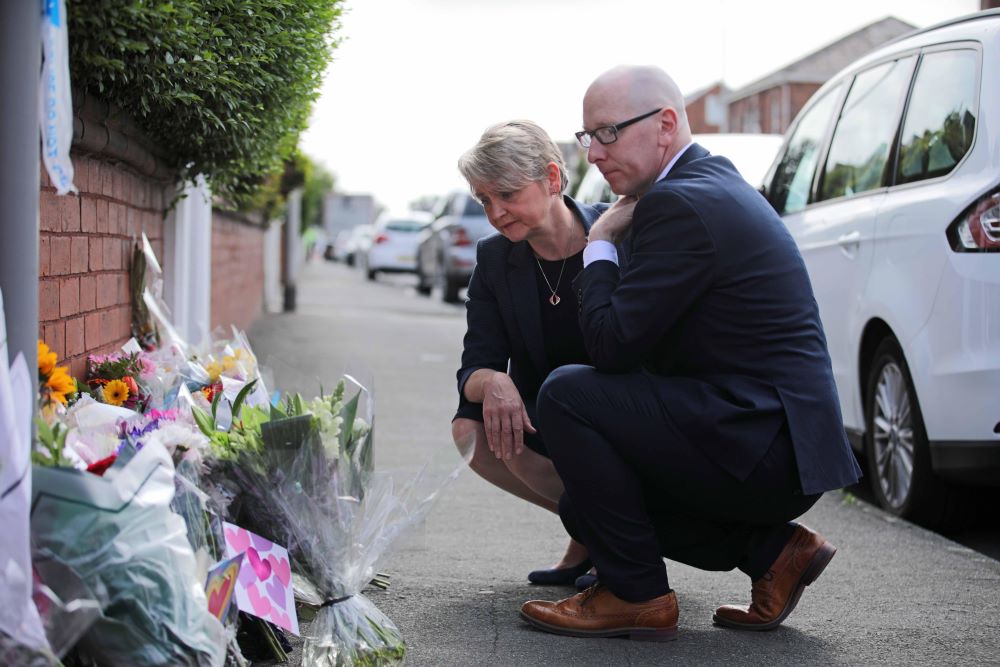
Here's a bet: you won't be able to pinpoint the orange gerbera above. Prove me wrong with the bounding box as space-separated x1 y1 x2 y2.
37 340 57 376
103 378 130 407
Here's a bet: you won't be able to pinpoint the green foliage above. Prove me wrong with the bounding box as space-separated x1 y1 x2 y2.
300 155 336 232
67 0 343 206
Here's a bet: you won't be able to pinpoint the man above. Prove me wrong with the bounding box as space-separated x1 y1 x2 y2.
519 65 862 641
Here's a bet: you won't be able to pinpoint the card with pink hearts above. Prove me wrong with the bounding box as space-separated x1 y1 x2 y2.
222 521 299 635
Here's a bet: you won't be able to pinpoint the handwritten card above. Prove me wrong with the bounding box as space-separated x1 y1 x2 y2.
222 521 298 635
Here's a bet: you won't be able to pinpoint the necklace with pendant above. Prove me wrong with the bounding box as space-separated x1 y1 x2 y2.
535 255 567 306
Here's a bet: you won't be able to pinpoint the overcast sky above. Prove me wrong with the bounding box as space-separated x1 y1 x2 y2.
299 0 980 212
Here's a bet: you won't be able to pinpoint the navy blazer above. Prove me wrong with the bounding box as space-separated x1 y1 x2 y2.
456 196 607 416
574 144 861 495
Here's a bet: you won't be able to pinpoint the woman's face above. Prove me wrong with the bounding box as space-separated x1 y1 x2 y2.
473 179 553 243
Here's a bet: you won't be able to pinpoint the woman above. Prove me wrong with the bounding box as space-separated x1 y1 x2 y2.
452 120 625 587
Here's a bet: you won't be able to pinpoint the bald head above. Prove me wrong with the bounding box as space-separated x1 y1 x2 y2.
585 65 690 135
581 65 693 196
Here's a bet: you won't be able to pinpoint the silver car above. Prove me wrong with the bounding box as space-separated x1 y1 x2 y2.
415 191 494 302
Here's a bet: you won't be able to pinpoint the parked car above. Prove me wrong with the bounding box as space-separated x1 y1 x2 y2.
326 229 353 262
343 224 374 267
415 191 494 302
362 211 432 280
759 9 1000 525
575 132 784 204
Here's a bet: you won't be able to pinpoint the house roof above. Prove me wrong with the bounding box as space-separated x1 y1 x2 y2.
728 16 915 101
684 81 728 105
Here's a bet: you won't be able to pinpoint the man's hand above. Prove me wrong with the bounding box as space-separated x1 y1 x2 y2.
588 196 638 243
482 373 536 460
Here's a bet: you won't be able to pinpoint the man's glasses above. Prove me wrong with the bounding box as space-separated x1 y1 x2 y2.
575 108 663 148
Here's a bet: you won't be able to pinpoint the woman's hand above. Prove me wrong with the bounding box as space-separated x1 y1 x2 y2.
482 372 537 460
588 196 638 243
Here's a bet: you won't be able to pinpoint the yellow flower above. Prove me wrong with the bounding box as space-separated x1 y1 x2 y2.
46 366 76 405
103 379 130 407
38 340 57 376
205 360 223 382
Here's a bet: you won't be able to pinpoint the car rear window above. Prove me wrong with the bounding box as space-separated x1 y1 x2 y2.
818 56 915 202
895 49 978 185
462 198 485 216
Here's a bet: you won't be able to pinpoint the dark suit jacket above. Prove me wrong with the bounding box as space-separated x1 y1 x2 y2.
574 144 861 495
456 196 608 418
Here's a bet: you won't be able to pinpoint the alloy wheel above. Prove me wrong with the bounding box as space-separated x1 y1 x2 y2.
871 361 915 510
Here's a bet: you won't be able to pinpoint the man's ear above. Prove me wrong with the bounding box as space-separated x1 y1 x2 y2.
657 108 679 147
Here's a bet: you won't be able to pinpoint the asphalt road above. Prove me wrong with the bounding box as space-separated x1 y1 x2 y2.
248 259 1000 666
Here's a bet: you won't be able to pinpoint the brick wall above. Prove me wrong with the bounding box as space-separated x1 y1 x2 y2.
38 154 171 378
210 210 266 333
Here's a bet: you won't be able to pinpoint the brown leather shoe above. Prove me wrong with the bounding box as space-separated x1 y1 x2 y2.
714 524 836 631
520 584 678 641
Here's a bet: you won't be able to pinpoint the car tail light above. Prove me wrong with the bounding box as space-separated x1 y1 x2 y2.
948 189 1000 252
450 226 472 247
374 233 389 244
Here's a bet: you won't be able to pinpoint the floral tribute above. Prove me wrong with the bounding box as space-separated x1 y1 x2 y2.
21 235 463 667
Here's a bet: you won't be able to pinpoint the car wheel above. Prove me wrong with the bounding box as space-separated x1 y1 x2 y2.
415 264 432 296
366 268 377 281
864 338 957 528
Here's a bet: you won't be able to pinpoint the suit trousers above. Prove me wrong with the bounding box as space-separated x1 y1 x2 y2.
537 364 821 603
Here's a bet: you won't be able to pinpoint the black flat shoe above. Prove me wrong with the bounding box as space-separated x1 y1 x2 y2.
575 573 598 591
527 559 593 585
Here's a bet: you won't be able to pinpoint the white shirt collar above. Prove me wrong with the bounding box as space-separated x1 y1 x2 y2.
654 141 694 184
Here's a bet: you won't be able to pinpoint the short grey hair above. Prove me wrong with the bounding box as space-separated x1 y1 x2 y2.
458 120 568 195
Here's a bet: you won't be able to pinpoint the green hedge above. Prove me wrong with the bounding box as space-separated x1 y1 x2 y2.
68 0 342 205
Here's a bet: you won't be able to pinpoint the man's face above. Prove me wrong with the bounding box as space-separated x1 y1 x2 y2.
583 86 667 197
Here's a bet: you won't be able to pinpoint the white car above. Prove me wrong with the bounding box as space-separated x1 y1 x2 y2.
761 9 1000 525
575 132 784 204
363 212 432 280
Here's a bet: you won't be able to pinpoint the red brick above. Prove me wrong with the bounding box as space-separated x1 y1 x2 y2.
39 161 50 188
69 355 86 380
88 237 103 271
96 198 109 234
127 208 139 238
39 279 59 321
105 203 117 235
103 238 118 271
101 162 113 197
65 316 85 357
81 197 97 232
122 239 134 272
43 321 65 358
99 310 115 345
79 275 96 311
85 311 101 349
72 156 87 192
71 236 88 273
39 191 61 232
50 236 71 276
59 277 79 317
39 235 51 277
117 305 132 339
118 275 130 305
97 274 118 309
61 195 81 232
112 169 124 202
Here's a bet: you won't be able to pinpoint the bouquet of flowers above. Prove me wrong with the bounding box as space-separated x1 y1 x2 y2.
196 376 462 666
84 350 152 412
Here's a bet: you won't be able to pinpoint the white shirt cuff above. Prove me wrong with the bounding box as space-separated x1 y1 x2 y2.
583 240 619 267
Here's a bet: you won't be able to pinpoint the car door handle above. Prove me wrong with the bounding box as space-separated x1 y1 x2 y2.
837 231 861 258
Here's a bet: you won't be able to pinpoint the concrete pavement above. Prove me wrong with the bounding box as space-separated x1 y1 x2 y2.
249 259 1000 666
